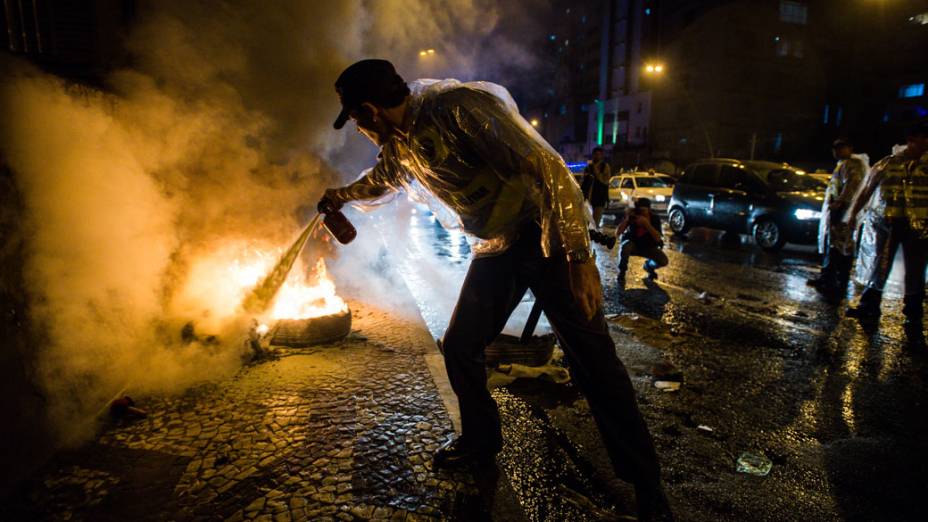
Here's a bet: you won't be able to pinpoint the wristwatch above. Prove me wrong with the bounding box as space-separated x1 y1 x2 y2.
567 249 592 264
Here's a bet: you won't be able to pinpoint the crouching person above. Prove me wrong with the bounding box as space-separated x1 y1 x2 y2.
616 198 667 281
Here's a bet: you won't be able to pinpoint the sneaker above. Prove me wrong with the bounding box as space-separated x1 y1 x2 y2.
433 436 500 469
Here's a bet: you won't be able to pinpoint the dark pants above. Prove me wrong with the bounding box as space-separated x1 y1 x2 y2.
820 208 854 291
441 225 661 489
618 241 669 274
821 247 853 291
859 218 928 318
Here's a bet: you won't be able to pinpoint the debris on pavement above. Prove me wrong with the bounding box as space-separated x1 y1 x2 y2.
736 452 773 476
653 380 681 392
652 362 683 392
109 396 147 419
487 362 571 388
651 362 683 382
697 425 714 433
180 321 220 346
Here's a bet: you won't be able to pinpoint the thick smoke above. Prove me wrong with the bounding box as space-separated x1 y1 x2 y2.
0 0 545 446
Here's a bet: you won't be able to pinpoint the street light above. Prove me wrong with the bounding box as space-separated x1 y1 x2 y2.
642 61 714 157
530 118 540 128
644 62 665 75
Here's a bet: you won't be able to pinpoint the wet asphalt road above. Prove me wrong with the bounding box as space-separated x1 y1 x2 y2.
8 210 927 522
406 210 928 521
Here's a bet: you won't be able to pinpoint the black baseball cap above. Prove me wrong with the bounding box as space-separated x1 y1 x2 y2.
832 138 852 149
333 59 410 130
635 197 652 208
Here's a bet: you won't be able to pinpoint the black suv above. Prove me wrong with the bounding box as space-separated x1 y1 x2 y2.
668 159 825 250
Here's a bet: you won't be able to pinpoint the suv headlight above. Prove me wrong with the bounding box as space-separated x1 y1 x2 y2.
655 195 666 202
794 208 821 220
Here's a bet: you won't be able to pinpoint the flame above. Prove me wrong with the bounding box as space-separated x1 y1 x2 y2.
268 257 348 320
178 241 347 327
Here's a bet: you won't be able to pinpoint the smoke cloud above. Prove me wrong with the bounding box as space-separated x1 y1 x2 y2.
0 0 546 446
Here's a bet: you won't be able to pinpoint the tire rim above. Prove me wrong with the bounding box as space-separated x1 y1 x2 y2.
755 221 779 248
669 210 685 232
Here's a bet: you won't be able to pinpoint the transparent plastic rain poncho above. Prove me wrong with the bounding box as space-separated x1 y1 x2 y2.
817 153 868 255
850 145 928 285
333 79 590 258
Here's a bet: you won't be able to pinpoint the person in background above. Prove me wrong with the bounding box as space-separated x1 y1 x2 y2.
808 138 867 296
581 147 611 228
615 198 667 282
845 122 928 344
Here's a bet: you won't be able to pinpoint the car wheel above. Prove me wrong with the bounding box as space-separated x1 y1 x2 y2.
668 207 689 236
753 218 786 251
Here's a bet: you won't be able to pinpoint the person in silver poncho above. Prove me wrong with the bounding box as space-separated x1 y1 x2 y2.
846 122 928 343
808 138 867 296
319 60 672 520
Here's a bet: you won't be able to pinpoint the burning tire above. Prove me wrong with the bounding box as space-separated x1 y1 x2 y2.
269 307 352 347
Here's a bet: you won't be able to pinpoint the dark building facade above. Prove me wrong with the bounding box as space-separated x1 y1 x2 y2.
535 0 928 171
2 0 134 82
821 0 928 162
533 0 660 166
650 0 826 165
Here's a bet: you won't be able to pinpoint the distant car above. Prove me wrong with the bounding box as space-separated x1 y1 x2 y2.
667 159 826 250
607 172 676 213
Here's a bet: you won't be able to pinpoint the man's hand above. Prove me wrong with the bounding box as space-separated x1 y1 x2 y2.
569 260 603 321
317 188 345 214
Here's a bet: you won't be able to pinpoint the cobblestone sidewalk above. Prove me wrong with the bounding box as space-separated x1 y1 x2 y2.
4 305 484 521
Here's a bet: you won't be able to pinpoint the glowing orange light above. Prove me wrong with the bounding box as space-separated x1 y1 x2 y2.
196 242 347 321
269 258 347 320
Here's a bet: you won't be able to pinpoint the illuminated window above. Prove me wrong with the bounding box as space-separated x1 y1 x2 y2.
779 1 808 24
822 104 830 125
899 83 925 98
